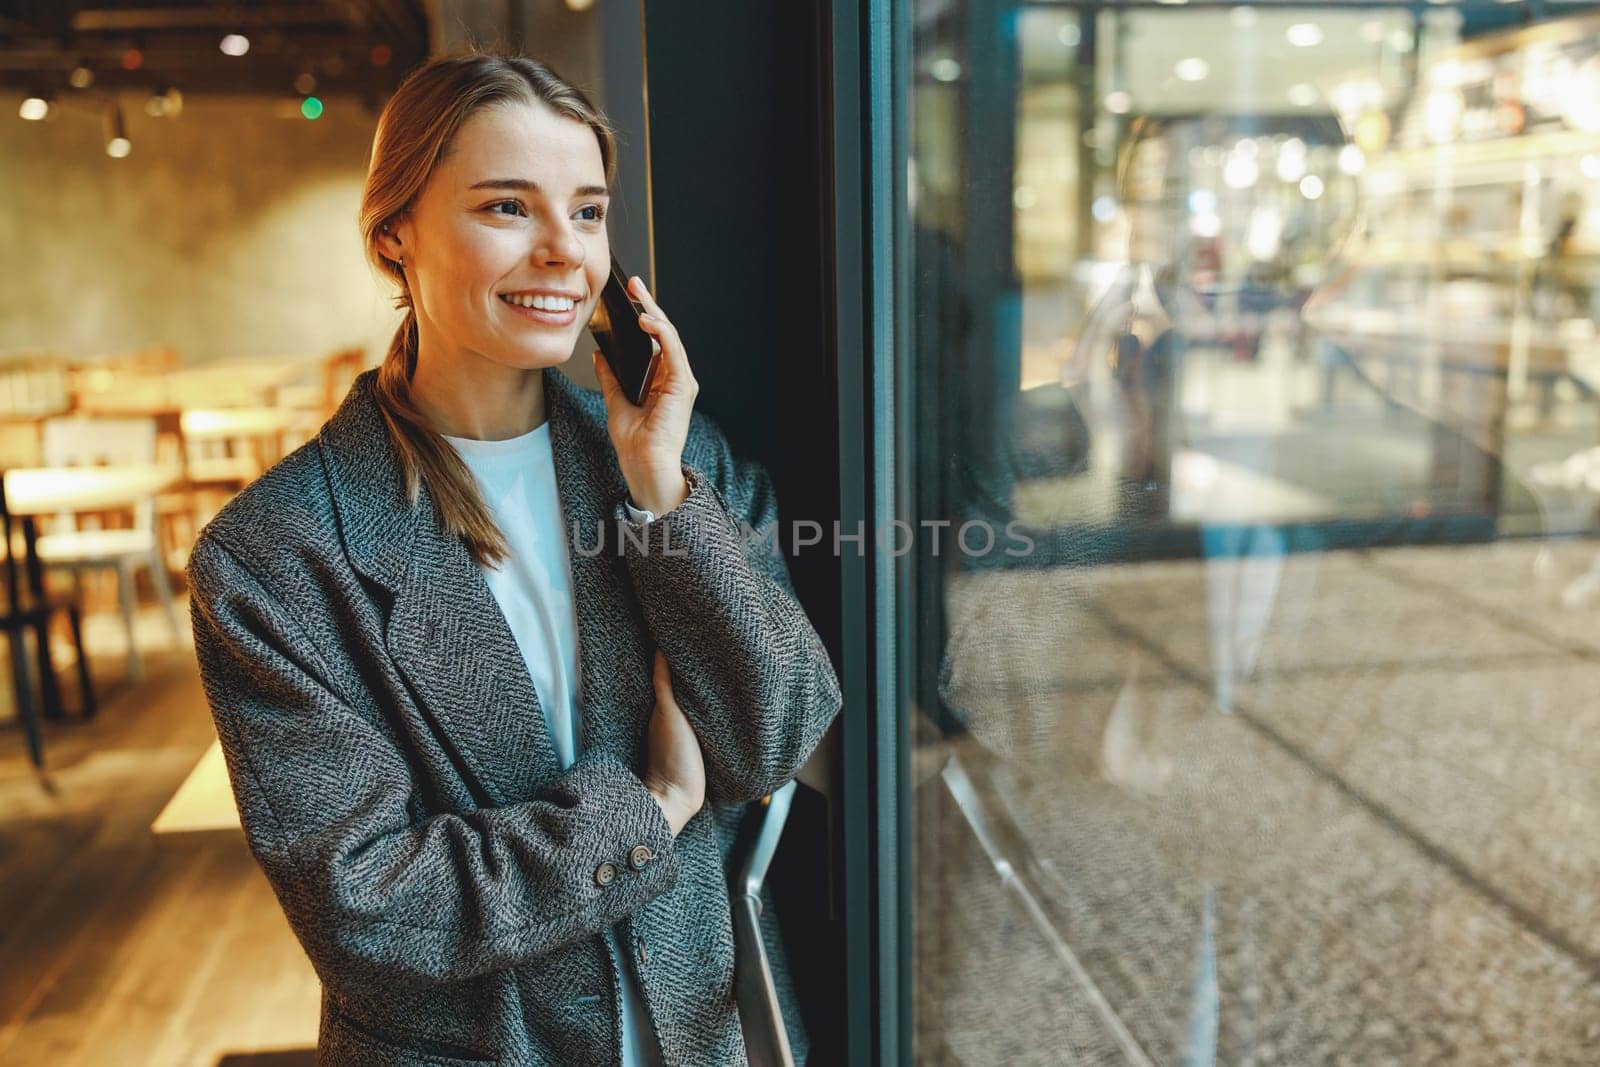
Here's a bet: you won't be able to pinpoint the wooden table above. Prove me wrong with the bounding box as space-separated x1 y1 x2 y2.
152 738 242 834
74 355 325 416
4 464 182 516
179 407 295 440
1 463 182 720
179 407 301 487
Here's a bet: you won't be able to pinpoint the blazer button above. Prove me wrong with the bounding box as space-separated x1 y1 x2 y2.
628 844 654 871
595 862 618 887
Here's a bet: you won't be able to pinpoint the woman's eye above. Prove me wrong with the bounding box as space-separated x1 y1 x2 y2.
490 201 526 217
576 205 606 222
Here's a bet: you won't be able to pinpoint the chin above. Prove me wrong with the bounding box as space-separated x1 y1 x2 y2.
499 338 578 369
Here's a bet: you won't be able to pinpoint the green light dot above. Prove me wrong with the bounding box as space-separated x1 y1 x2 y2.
301 96 324 120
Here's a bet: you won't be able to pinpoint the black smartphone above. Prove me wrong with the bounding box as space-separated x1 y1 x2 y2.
588 255 660 406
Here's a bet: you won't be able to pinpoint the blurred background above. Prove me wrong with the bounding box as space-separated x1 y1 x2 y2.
909 2 1600 1065
0 2 713 1065
9 1 1600 1065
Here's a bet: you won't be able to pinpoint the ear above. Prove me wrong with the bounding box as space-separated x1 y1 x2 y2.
375 215 409 263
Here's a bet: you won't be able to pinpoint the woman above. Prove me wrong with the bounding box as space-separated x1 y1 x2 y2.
187 52 841 1066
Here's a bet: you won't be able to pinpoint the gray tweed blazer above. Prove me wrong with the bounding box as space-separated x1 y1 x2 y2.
187 366 842 1066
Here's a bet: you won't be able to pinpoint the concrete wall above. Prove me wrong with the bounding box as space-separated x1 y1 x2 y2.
1 90 400 369
1 1 641 383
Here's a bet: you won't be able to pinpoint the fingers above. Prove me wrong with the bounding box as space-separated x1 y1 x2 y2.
628 277 695 392
651 652 696 738
652 649 674 703
628 275 663 317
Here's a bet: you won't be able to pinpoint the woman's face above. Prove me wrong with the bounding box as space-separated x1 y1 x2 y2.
386 100 611 375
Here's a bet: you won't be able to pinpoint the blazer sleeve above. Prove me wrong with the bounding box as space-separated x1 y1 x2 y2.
615 412 843 805
186 534 680 993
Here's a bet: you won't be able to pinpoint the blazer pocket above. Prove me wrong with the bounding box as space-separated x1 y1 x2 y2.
327 1007 497 1067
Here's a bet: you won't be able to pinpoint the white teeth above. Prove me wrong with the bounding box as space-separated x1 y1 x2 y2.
501 293 575 311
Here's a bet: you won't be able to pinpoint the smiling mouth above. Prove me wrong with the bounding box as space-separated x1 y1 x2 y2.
498 293 579 312
497 294 583 328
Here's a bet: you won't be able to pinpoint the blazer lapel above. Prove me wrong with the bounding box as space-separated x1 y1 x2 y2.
319 367 654 810
320 370 557 807
543 367 656 759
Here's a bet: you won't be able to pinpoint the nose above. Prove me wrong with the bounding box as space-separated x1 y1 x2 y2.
534 220 586 269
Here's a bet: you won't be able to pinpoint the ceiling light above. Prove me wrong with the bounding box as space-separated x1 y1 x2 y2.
1175 58 1210 83
1224 154 1260 189
1276 140 1307 182
1246 207 1283 260
1355 112 1392 153
220 34 250 57
1287 83 1319 108
1430 59 1468 89
1333 79 1384 115
19 95 49 121
140 84 181 119
105 105 130 158
1338 144 1366 175
1104 90 1133 114
69 65 94 89
1424 90 1464 144
1299 174 1325 200
1286 23 1324 48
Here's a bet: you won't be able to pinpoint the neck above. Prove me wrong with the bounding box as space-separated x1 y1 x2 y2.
409 343 551 442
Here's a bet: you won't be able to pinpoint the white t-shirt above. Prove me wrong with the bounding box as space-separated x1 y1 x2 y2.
443 421 662 1067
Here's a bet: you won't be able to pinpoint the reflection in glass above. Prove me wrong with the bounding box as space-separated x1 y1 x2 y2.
907 4 1600 1064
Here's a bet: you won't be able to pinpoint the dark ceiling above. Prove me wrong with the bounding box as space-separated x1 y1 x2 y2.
0 1 431 101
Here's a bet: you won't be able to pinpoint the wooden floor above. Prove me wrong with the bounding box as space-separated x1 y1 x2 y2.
0 603 320 1066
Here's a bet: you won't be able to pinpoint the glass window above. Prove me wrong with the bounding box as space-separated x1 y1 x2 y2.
905 3 1600 1062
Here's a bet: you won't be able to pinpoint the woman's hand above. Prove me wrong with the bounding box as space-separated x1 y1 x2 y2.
642 649 705 836
591 276 698 517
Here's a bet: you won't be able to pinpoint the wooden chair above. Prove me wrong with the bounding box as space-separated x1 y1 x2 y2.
0 475 96 769
0 353 73 422
36 416 180 682
320 347 366 418
275 346 367 438
0 420 42 468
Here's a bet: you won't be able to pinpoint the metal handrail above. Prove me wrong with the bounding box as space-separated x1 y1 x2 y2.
730 780 798 1067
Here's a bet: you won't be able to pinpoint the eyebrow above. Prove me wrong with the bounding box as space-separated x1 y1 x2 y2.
468 179 610 197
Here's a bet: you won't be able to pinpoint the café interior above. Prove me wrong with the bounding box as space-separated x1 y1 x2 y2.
10 0 1600 1064
0 3 585 1064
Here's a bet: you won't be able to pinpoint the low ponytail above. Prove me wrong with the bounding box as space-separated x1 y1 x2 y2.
372 307 510 567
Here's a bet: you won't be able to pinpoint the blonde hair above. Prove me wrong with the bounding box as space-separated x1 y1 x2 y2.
358 51 618 566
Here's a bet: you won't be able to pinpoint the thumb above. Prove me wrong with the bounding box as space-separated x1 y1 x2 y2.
652 649 673 699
